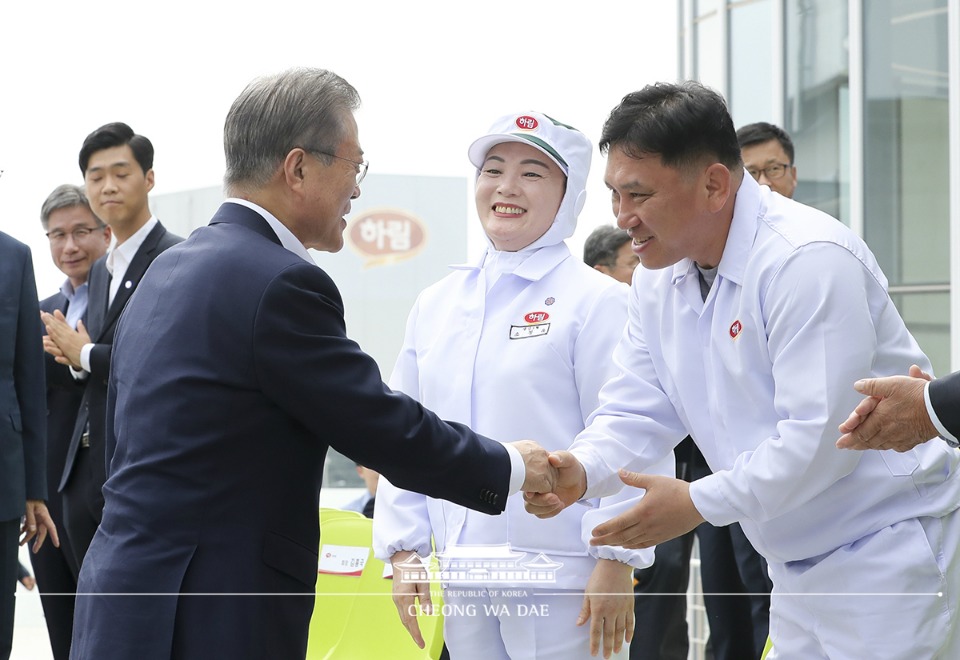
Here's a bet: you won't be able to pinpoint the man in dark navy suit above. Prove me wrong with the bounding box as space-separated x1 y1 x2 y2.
34 184 111 659
0 231 58 660
42 124 182 571
70 68 556 660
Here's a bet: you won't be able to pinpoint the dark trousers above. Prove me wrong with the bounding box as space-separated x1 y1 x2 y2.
691 446 772 660
1 518 19 660
29 485 78 660
631 530 695 660
61 447 103 570
630 440 772 660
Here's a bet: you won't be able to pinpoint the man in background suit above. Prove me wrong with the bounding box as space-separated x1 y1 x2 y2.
0 231 58 660
34 184 111 659
838 366 960 451
41 123 182 570
70 67 556 660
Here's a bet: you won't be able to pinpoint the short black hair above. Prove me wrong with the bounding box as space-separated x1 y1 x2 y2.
583 225 631 268
599 81 742 173
736 122 795 164
79 122 154 175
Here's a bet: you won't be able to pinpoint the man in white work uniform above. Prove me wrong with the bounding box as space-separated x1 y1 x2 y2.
526 81 960 659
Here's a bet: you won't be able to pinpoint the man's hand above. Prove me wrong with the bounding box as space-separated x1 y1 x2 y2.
578 559 635 658
510 440 557 494
40 310 89 369
589 471 704 549
523 450 586 519
21 500 59 553
389 550 432 649
836 364 938 452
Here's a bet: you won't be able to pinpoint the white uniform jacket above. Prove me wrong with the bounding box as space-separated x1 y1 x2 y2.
571 174 960 565
374 242 672 589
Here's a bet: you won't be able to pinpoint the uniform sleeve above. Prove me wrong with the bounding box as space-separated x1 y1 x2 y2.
574 282 673 568
570 283 689 500
689 244 885 525
372 294 435 561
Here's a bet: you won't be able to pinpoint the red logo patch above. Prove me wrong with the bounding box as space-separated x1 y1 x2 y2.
525 311 549 323
516 116 538 130
729 320 742 338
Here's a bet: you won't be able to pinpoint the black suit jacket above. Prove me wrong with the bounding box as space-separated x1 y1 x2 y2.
72 203 512 660
35 291 83 659
59 221 182 496
930 371 960 439
0 232 46 521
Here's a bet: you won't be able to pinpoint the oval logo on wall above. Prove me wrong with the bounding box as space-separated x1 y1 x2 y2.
516 116 538 131
347 208 427 268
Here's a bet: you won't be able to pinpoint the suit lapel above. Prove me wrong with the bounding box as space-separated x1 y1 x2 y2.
86 258 110 340
101 222 169 333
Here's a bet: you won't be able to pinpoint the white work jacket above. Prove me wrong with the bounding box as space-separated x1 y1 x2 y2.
571 175 960 565
374 242 671 589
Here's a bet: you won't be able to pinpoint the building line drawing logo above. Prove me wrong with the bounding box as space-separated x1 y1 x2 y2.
394 544 564 584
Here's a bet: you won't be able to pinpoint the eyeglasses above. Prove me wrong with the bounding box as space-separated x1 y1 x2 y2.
303 148 369 186
46 225 106 246
746 163 792 181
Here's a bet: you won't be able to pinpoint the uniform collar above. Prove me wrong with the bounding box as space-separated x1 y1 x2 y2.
670 171 764 290
450 242 572 282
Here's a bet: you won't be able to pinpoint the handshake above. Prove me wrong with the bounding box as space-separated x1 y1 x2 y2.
509 440 587 518
509 441 707 551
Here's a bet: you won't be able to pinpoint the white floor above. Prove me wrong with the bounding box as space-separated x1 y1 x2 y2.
11 543 54 660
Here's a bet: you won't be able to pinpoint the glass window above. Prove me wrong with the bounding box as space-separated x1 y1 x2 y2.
863 0 950 373
695 12 724 89
729 0 775 126
784 0 849 219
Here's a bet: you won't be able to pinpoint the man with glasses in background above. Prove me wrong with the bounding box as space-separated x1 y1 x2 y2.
33 184 111 659
737 122 797 199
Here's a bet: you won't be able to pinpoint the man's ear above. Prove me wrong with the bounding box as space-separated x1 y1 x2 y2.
283 148 309 191
703 162 733 213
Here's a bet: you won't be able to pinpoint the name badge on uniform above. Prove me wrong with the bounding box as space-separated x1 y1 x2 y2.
510 311 551 340
510 323 550 339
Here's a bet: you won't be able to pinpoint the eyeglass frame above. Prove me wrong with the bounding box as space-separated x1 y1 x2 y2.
46 225 107 245
300 147 368 186
746 162 793 182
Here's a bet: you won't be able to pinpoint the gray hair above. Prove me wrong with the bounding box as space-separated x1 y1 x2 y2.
40 184 103 231
223 67 361 193
583 224 631 268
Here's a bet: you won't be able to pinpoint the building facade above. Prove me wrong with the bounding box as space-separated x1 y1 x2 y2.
680 0 959 374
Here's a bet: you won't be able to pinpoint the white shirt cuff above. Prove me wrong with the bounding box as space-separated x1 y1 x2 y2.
79 343 94 373
504 442 526 495
925 381 959 447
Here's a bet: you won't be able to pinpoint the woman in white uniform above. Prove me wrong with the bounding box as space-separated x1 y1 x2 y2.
373 112 673 659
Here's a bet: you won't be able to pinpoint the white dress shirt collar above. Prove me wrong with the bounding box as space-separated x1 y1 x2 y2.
224 198 315 265
106 215 159 305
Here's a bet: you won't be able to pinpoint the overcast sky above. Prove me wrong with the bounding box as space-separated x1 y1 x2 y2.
1 0 678 295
